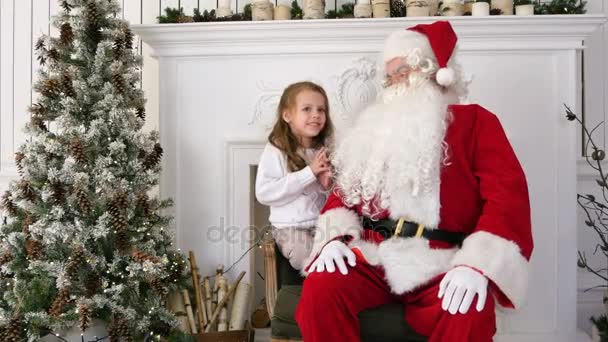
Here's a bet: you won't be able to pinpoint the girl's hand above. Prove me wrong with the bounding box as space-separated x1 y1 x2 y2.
318 169 333 190
310 147 330 176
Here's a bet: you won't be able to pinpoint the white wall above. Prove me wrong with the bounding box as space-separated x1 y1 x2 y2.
0 0 606 334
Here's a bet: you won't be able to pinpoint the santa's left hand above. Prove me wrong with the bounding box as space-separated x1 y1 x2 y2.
438 266 488 315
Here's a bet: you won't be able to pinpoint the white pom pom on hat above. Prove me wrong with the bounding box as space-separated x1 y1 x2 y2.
388 21 458 87
436 67 455 87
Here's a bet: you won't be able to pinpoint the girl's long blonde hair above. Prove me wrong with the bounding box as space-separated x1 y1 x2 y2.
268 81 334 172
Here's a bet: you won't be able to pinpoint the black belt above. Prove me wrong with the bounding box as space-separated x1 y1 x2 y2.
361 217 465 246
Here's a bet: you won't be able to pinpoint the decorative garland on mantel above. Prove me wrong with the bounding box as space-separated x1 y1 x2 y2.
157 0 586 23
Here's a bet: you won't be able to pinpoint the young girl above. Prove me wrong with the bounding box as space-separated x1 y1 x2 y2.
255 81 334 271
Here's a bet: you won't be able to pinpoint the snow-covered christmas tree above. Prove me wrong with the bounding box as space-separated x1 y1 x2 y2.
0 0 190 340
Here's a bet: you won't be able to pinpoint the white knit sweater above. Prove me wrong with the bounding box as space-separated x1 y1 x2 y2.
255 143 328 229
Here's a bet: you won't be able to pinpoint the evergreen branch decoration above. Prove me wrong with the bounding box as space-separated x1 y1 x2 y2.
0 0 190 340
326 2 355 18
535 0 586 14
291 0 304 19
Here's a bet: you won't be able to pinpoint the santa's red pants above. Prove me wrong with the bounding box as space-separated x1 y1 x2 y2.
295 252 496 342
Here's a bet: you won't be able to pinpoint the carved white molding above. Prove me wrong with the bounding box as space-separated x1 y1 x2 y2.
331 57 382 122
249 58 382 129
133 16 605 57
249 81 282 130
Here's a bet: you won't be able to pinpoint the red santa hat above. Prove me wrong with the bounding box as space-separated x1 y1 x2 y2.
383 21 458 87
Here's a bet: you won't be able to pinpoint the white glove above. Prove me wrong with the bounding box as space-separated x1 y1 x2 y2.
308 240 356 275
438 266 488 315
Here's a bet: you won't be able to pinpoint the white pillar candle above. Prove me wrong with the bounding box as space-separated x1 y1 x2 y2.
252 0 274 20
471 2 489 15
303 0 325 19
371 0 389 17
358 0 371 4
274 4 292 19
406 5 430 16
218 0 231 8
515 3 534 15
354 3 372 17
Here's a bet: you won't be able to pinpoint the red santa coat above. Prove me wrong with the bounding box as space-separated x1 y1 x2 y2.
303 104 533 310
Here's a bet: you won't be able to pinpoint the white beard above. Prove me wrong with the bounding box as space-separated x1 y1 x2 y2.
332 81 453 227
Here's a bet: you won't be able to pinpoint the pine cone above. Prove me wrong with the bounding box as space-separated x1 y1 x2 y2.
22 215 33 235
30 115 48 131
113 37 124 56
178 15 195 23
0 251 14 266
60 23 74 46
1 191 18 217
113 192 129 210
2 315 23 342
75 185 91 215
62 73 75 97
109 317 131 342
49 287 70 318
85 272 101 297
132 250 160 264
123 25 134 50
86 2 101 24
112 73 125 94
29 102 46 116
14 152 25 175
390 0 405 17
149 276 168 295
65 246 85 278
26 238 43 260
41 78 60 97
78 303 91 332
51 182 65 204
70 138 87 164
19 179 36 202
136 106 145 120
115 228 130 252
143 143 163 170
136 192 150 215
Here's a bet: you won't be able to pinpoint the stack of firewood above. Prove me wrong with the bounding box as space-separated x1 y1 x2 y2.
168 250 252 334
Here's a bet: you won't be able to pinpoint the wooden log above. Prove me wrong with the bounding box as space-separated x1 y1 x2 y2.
202 276 214 331
167 291 190 332
181 289 198 334
188 251 205 331
204 271 245 332
229 280 252 330
262 238 278 318
216 274 229 331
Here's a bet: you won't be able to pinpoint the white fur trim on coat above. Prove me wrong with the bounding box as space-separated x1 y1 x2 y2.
301 208 363 276
378 238 457 294
451 231 529 309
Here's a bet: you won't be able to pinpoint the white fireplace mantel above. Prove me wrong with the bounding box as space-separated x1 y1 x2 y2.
134 15 605 56
133 16 605 342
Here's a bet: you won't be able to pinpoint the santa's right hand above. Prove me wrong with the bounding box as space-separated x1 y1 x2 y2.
308 240 356 275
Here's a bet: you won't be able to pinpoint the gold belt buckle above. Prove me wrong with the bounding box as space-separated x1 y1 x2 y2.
393 217 425 238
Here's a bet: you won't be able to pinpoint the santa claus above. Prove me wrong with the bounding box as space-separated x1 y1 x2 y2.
295 21 533 342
